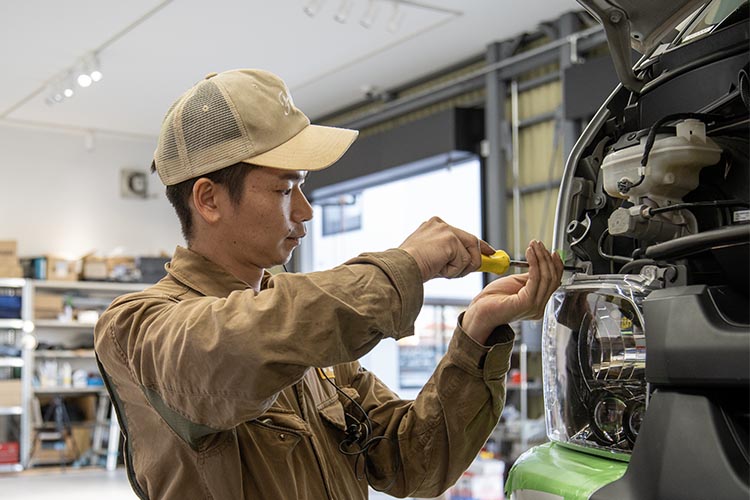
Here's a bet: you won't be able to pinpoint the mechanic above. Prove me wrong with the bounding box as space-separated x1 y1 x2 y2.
94 68 563 499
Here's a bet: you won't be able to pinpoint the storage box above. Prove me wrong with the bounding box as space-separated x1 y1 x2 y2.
30 432 77 465
0 241 22 277
0 263 22 278
82 257 108 281
34 292 64 319
71 425 92 457
0 295 22 319
0 380 22 407
21 256 79 280
0 441 20 464
136 256 170 283
81 255 139 282
46 256 79 281
0 241 17 260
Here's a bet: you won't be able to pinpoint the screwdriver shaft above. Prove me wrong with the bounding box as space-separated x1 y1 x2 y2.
510 259 581 272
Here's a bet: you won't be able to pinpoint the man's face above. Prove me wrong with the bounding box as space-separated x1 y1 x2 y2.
220 166 312 270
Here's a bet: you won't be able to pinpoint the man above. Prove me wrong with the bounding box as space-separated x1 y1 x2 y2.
94 68 563 499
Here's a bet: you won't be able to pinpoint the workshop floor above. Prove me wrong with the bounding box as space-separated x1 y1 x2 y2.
0 467 403 499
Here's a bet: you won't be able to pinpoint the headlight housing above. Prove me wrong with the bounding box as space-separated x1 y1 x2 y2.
542 275 653 459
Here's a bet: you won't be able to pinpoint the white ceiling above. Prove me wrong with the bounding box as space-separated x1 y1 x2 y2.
0 0 580 139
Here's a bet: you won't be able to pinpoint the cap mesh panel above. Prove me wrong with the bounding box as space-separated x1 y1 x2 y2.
181 81 251 171
157 120 181 182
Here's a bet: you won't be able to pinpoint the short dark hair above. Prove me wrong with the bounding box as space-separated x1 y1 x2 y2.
151 161 255 243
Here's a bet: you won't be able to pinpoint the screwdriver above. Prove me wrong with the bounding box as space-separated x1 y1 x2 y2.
479 250 582 275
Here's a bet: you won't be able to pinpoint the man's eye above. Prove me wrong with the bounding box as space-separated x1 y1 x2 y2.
281 188 292 195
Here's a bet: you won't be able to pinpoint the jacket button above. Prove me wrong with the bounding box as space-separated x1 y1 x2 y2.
279 434 286 440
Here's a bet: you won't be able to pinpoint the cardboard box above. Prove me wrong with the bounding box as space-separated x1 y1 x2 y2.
0 243 21 277
19 256 78 281
71 425 92 457
82 255 138 281
46 256 79 281
0 264 22 278
30 432 77 465
34 292 64 319
82 257 108 281
0 241 17 260
0 380 22 407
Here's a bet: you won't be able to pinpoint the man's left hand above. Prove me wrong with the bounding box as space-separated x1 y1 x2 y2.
462 240 563 345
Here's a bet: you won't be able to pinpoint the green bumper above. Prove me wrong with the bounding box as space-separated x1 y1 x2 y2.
505 442 627 500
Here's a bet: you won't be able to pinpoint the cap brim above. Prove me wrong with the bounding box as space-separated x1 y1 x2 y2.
242 124 358 171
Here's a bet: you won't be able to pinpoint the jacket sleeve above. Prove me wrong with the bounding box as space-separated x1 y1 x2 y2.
336 318 515 498
94 249 423 431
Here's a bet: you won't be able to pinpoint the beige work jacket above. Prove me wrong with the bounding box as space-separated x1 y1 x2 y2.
94 246 515 499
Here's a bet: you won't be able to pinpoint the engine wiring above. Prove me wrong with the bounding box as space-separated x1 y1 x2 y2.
646 199 750 216
597 229 634 266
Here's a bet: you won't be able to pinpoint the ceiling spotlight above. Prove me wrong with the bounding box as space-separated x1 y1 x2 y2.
334 0 352 23
63 87 74 98
360 0 379 28
303 0 325 17
90 69 103 82
77 73 93 88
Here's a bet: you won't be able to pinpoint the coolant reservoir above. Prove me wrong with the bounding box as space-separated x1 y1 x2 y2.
601 119 723 204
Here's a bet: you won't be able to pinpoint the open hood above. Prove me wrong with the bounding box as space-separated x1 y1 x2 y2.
577 0 710 92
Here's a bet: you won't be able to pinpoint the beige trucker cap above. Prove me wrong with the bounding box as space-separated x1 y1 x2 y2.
153 69 359 186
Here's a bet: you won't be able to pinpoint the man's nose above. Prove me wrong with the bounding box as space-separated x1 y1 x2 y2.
293 188 313 223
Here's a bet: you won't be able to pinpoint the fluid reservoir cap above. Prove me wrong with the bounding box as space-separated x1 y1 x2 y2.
676 119 706 143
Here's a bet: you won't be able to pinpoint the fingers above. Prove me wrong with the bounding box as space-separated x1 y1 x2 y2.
479 239 495 256
526 241 562 318
449 226 483 278
400 217 488 280
526 240 563 318
430 221 485 279
524 243 541 302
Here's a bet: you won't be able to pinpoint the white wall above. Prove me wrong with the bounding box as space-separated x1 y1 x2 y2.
0 124 182 258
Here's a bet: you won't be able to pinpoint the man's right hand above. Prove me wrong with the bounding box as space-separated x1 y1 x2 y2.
399 217 495 282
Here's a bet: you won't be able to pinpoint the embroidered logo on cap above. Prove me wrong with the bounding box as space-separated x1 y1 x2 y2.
278 91 293 116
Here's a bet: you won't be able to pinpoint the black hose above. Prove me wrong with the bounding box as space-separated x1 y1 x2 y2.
644 225 750 260
597 229 633 264
619 259 658 274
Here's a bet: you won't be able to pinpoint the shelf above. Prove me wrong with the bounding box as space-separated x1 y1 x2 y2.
34 387 106 396
34 350 95 359
0 463 23 473
33 320 97 330
0 319 26 330
0 278 25 289
0 406 22 416
31 280 147 293
0 357 23 367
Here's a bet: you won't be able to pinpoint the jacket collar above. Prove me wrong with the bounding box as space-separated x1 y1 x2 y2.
166 246 260 298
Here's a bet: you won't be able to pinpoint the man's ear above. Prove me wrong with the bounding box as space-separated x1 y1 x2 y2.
192 178 223 225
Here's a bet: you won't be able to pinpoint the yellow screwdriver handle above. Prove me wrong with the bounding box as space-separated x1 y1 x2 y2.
479 250 511 275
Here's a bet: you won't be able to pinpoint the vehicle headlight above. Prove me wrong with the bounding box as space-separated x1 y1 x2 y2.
542 275 653 459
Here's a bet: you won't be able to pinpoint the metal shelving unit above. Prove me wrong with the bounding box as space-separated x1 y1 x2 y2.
0 278 148 470
0 279 28 472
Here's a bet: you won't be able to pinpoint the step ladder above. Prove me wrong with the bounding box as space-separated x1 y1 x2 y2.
90 392 121 471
